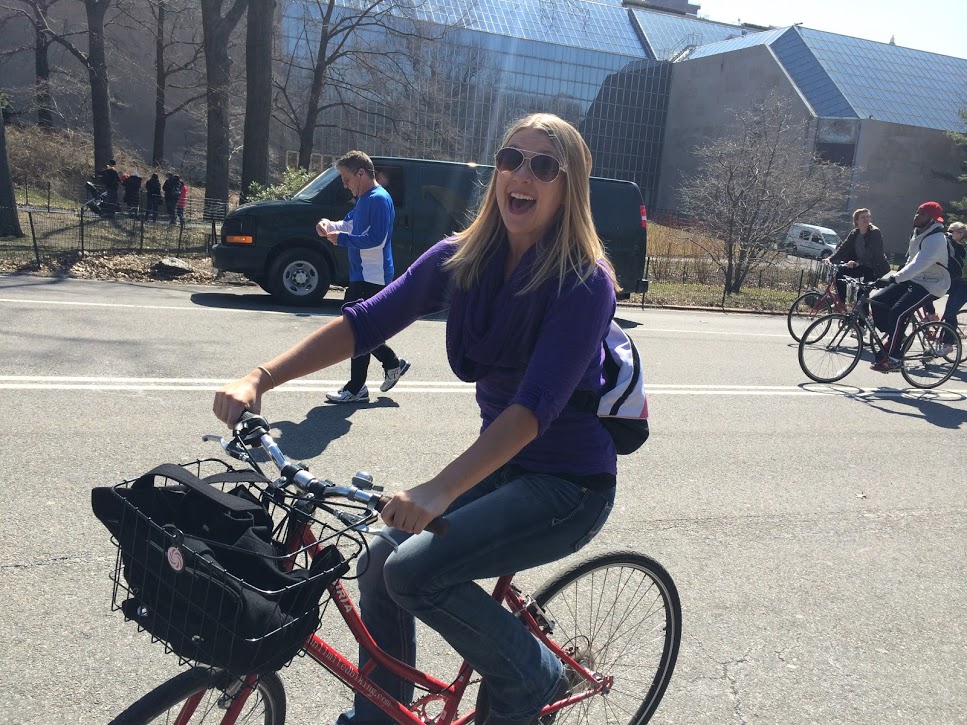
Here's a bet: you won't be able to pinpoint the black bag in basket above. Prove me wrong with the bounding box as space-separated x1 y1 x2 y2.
92 463 349 673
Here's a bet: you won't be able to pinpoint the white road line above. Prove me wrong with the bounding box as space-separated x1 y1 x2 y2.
644 327 789 338
1 376 963 397
0 297 329 316
0 298 786 337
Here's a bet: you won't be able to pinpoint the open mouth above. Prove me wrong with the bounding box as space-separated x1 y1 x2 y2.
508 191 536 214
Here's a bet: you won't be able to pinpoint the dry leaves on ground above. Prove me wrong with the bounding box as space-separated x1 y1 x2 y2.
0 251 252 286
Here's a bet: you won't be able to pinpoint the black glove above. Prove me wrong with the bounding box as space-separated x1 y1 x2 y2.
873 276 895 289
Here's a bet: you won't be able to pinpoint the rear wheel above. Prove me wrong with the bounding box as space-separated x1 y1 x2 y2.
482 551 681 724
798 313 863 383
110 668 285 724
900 321 961 389
787 292 833 342
268 247 331 305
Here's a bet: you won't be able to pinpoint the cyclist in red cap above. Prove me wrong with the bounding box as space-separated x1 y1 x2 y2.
869 201 950 372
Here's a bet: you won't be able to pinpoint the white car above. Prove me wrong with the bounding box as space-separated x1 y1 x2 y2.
778 223 842 259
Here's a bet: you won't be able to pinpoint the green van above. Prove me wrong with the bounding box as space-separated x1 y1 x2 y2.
212 157 648 305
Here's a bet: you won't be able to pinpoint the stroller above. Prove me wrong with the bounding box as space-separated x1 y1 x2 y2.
83 181 110 217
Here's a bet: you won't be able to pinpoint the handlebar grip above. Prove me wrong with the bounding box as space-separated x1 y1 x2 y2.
375 494 450 536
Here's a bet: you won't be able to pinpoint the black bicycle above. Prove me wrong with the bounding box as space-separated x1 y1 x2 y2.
798 278 962 389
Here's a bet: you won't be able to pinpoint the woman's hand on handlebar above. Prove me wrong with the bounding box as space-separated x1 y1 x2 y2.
213 369 271 427
380 481 454 535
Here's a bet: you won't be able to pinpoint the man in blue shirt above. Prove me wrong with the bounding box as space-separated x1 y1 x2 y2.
316 151 410 402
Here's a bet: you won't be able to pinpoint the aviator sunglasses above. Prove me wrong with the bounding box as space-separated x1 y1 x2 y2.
494 147 566 183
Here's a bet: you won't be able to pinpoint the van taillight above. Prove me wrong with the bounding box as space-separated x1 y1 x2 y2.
640 205 648 229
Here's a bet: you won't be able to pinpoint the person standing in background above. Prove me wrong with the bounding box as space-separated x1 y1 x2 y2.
144 173 162 222
316 150 410 403
100 159 121 216
175 176 188 227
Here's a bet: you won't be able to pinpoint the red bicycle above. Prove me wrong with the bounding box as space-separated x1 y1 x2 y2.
787 261 850 342
105 414 681 724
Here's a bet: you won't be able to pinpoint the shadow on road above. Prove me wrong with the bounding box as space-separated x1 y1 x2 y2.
269 398 401 460
799 382 967 429
189 291 343 314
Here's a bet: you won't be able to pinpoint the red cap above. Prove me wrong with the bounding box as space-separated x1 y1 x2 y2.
917 201 944 223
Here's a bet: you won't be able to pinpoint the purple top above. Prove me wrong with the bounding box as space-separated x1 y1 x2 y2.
342 238 618 476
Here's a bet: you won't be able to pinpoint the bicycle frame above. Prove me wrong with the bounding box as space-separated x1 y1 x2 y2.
805 263 845 309
182 516 600 725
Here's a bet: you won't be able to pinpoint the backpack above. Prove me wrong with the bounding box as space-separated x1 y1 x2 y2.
922 228 965 280
946 236 966 280
569 320 650 455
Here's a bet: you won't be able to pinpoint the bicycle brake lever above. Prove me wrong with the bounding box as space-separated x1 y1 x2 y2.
377 528 401 553
202 433 253 464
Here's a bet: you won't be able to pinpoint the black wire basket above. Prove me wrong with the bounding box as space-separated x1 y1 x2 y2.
95 458 362 674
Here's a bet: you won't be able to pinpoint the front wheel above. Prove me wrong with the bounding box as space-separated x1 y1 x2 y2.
532 551 681 724
798 313 863 383
269 247 331 306
900 321 961 389
787 292 833 342
110 668 285 724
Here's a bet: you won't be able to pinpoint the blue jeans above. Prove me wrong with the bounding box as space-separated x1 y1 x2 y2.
941 278 967 344
336 467 615 724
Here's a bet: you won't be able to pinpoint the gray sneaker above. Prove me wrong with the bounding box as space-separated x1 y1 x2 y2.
380 359 411 392
326 385 370 404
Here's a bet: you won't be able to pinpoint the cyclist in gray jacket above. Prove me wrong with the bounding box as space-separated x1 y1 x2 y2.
869 201 950 372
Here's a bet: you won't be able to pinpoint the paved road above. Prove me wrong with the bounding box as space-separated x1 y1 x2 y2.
1 275 965 724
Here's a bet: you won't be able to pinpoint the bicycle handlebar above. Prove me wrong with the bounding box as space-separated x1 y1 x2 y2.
212 412 449 536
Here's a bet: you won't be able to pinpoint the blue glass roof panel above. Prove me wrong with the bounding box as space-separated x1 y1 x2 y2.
770 28 856 118
683 26 787 59
629 7 745 61
797 28 967 130
412 0 647 57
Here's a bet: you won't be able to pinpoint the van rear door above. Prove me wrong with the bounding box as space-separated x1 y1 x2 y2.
372 162 413 276
589 178 646 294
410 163 487 265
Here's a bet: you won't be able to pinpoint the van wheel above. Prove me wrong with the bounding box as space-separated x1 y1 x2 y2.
819 250 832 260
269 248 331 305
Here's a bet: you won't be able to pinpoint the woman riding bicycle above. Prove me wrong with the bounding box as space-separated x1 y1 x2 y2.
827 208 890 308
214 113 618 725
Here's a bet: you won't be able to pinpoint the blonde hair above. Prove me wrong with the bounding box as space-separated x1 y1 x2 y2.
949 221 966 235
445 113 617 294
852 208 871 226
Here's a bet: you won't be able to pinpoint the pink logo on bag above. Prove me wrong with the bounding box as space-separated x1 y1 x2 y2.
166 546 184 572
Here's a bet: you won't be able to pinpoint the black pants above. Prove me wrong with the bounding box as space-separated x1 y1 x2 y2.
345 281 399 394
870 281 935 358
835 264 876 305
146 196 161 222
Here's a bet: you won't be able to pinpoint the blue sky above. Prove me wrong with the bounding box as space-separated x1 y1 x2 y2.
698 0 967 60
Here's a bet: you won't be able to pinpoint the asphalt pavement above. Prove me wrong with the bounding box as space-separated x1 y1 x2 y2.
1 274 965 724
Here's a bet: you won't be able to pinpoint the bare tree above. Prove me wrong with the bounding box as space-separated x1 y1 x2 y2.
10 0 117 170
947 107 967 224
240 0 274 199
142 0 206 166
274 0 438 169
200 0 247 204
678 95 851 296
0 95 24 237
1 0 63 129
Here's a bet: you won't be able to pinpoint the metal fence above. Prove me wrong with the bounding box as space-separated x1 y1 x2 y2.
634 254 829 311
2 203 833 313
0 206 218 263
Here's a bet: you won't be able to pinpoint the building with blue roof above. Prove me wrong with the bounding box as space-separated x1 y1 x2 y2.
658 21 967 249
270 0 965 250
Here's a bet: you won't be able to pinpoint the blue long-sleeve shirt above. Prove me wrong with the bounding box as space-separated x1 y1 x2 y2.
341 238 618 476
330 185 395 285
